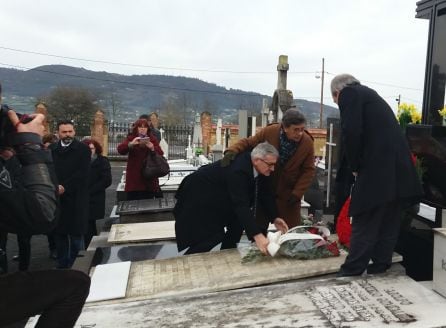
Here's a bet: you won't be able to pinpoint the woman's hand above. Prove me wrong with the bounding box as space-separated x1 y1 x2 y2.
130 137 141 146
145 141 155 151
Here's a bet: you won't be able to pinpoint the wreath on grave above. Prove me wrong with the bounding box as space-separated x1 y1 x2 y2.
240 224 340 264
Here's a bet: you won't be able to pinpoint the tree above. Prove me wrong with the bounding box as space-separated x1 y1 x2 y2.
103 89 122 122
160 97 183 125
44 86 100 136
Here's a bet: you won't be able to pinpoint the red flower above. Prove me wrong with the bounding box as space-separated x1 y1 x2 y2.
410 153 417 166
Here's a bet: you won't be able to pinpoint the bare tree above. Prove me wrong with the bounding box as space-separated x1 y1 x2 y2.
44 86 99 135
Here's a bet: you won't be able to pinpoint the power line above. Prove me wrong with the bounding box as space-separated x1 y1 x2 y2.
0 46 315 75
0 62 268 97
325 71 423 91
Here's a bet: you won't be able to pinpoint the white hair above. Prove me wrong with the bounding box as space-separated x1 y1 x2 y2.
330 74 361 96
251 141 278 159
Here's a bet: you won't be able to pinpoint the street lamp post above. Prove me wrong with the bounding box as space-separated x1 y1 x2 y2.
319 58 325 129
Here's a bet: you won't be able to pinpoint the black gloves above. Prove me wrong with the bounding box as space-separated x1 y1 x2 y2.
221 151 237 167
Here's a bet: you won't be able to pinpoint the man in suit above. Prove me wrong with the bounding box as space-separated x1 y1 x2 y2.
174 142 288 255
330 74 423 276
222 109 315 229
50 120 91 268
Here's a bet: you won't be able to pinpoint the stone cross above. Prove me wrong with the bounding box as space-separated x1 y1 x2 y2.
216 118 222 146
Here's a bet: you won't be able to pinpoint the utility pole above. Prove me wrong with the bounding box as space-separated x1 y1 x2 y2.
396 94 401 110
319 58 325 129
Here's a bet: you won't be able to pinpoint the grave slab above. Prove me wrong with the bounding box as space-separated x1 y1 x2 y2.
91 243 180 265
86 261 131 303
108 221 176 243
88 248 402 305
51 270 446 328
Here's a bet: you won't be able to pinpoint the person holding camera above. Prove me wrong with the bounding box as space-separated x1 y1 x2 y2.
118 118 164 200
0 82 90 327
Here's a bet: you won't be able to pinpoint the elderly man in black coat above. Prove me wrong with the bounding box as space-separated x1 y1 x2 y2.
50 120 91 268
331 74 423 276
174 142 288 255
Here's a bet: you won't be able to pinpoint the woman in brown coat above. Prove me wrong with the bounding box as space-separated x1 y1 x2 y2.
224 109 315 229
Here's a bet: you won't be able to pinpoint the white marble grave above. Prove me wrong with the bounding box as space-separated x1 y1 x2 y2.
50 271 446 328
108 221 176 243
86 261 131 303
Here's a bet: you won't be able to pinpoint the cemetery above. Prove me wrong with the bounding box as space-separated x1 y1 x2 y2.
21 1 446 326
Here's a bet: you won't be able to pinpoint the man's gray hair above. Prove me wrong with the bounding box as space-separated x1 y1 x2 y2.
251 141 279 159
282 108 306 128
330 74 361 96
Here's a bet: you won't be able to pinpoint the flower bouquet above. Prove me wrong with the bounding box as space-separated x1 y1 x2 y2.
438 106 446 126
397 103 421 132
240 225 339 264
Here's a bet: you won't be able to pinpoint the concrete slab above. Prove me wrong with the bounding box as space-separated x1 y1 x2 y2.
88 248 402 305
108 221 176 244
57 270 446 328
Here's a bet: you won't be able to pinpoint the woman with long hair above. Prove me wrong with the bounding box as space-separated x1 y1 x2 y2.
117 118 164 200
82 138 112 246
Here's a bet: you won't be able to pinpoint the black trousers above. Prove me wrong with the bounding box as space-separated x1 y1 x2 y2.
340 200 402 275
0 269 90 327
185 222 244 255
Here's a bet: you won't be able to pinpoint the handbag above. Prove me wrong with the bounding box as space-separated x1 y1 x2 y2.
142 151 170 179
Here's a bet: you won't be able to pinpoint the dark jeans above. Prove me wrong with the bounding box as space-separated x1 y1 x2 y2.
0 269 90 327
339 200 402 275
55 234 84 269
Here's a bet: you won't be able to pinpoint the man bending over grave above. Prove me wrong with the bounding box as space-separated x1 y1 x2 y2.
174 142 288 255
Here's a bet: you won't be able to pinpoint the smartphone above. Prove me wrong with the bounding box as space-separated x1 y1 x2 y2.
139 137 151 144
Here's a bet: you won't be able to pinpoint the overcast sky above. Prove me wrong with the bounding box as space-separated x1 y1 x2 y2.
0 0 429 110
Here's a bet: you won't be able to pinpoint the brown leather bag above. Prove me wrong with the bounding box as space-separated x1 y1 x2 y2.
142 152 170 179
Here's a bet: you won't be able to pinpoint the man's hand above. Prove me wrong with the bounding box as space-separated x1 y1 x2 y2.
253 233 269 255
221 151 237 167
58 185 65 195
287 194 299 206
8 111 45 137
273 218 288 234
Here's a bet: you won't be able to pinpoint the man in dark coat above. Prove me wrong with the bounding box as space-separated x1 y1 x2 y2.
174 142 288 255
223 109 315 229
50 120 91 268
331 74 423 276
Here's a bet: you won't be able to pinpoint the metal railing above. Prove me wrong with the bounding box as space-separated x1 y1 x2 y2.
107 122 193 160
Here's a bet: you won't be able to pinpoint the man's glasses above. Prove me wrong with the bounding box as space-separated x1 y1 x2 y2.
260 159 276 168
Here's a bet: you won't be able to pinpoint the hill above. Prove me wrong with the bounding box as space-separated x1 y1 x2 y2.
0 65 338 125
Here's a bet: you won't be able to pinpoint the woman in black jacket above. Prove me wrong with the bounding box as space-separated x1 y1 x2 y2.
82 139 112 247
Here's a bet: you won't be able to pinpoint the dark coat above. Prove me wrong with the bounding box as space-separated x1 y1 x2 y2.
117 134 163 193
88 155 112 221
174 151 278 252
50 139 91 234
338 85 423 216
227 123 315 227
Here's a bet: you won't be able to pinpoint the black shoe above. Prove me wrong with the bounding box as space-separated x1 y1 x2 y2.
12 255 20 262
49 249 57 260
336 269 363 277
367 264 390 274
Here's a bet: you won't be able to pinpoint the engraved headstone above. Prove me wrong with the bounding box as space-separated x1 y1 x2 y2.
48 271 446 328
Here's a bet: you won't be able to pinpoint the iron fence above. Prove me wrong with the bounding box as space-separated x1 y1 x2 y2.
107 122 193 160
